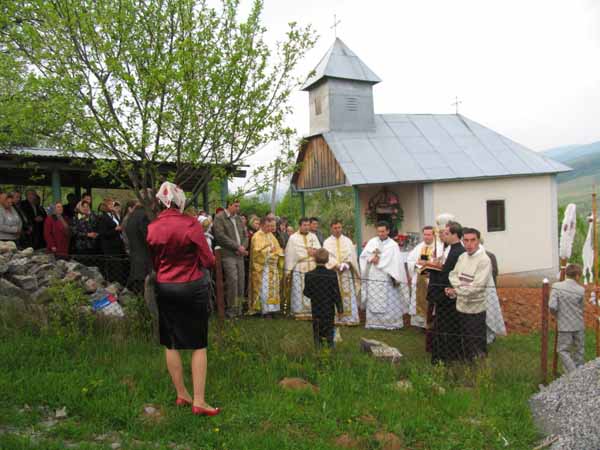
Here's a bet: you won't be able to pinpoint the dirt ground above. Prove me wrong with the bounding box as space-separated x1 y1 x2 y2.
497 274 598 334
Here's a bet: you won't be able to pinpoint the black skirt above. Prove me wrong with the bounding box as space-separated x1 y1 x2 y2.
156 276 210 350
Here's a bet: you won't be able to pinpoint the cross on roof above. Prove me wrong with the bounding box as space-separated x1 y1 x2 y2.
330 14 341 38
451 96 463 114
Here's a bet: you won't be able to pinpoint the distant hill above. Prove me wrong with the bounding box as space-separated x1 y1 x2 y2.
543 141 600 211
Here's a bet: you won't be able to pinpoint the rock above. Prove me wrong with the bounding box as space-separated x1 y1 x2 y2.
141 404 164 422
55 407 68 419
358 414 378 424
18 247 34 257
111 443 121 450
31 287 52 305
31 254 52 265
79 266 104 283
30 263 55 276
10 275 38 291
334 433 362 449
84 279 98 294
40 418 58 429
393 380 414 393
63 271 82 283
373 432 403 450
0 241 17 253
0 278 30 301
431 382 446 395
7 257 30 275
0 255 9 274
360 338 403 363
278 377 319 393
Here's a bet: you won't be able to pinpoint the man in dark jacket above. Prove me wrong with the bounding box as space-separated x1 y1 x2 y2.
124 203 152 294
20 189 46 249
428 221 465 364
303 248 343 349
212 199 249 318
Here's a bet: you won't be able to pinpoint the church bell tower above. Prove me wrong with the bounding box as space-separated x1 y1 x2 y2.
301 38 381 135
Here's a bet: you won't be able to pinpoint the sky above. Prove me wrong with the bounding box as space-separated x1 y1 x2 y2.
233 0 600 191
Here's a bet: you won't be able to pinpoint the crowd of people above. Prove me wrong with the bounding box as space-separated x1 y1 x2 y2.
0 187 511 364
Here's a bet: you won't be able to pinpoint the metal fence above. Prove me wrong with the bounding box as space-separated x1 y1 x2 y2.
43 249 600 382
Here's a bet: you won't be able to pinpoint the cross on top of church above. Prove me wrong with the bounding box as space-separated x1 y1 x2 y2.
330 14 341 38
451 96 463 114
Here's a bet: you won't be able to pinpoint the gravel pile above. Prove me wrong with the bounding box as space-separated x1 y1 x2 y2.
530 358 600 450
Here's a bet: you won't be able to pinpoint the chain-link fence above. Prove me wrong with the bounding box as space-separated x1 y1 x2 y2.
32 248 600 383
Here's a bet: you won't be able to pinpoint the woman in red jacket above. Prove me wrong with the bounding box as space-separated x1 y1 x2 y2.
44 202 71 259
146 182 218 416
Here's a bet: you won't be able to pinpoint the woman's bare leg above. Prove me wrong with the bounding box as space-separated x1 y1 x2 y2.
165 349 192 401
191 349 214 409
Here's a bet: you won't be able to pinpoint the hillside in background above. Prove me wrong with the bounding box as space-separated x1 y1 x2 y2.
543 141 600 212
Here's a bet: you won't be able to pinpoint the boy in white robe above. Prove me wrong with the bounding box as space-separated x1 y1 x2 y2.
360 221 408 330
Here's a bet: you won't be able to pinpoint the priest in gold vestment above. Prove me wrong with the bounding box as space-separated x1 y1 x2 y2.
249 216 284 315
323 220 360 326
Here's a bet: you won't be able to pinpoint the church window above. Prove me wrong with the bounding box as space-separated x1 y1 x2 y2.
486 200 506 232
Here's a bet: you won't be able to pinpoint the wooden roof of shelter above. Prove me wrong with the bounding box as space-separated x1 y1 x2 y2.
0 147 246 190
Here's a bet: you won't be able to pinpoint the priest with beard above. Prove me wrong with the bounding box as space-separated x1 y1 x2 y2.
360 221 407 330
323 220 360 326
428 221 465 364
284 217 321 319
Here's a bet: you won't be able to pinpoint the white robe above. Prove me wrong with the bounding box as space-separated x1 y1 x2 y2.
477 245 507 342
406 240 444 327
359 237 408 330
324 234 360 326
284 231 321 318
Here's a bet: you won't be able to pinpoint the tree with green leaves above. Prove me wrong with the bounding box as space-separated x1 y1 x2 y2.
1 0 315 207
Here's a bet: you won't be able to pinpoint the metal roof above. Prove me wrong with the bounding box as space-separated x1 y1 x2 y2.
318 114 571 186
300 38 382 91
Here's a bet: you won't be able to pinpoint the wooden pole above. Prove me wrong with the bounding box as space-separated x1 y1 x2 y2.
353 186 362 257
552 257 568 377
541 278 550 385
593 189 599 357
214 248 225 342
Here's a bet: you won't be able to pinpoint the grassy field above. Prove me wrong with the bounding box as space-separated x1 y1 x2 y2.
0 314 597 450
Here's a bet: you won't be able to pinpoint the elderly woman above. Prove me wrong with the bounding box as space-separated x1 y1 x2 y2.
71 200 99 257
43 202 71 259
146 182 218 416
197 213 214 252
0 192 22 244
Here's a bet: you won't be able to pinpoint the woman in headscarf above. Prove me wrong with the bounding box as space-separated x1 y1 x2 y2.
197 213 214 252
146 182 218 416
0 192 22 244
43 202 71 259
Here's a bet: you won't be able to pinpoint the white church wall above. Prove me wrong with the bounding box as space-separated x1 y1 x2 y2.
431 174 558 275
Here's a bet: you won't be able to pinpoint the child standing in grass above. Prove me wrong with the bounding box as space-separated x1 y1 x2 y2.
303 248 343 349
549 263 585 373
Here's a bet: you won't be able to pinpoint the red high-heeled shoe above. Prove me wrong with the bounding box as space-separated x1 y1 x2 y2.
175 397 192 407
191 405 221 416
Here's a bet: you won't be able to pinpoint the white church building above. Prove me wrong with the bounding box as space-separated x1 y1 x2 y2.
291 38 571 276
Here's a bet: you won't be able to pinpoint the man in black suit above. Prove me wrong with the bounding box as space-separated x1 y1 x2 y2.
428 221 465 364
20 189 46 249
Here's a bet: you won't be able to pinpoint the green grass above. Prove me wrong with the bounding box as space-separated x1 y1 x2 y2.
1 316 594 450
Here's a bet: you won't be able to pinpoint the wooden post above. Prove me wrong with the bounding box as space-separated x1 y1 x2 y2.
541 278 550 385
299 191 305 217
593 190 599 357
214 248 225 340
353 186 362 256
51 168 61 203
552 257 568 377
220 178 228 209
